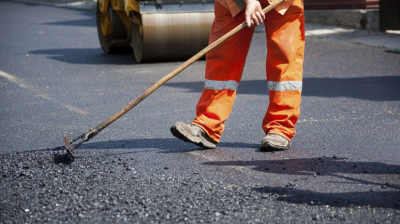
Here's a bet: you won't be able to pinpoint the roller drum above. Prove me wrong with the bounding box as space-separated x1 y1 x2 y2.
133 12 214 62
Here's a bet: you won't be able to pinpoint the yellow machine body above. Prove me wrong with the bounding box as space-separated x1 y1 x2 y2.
97 0 215 62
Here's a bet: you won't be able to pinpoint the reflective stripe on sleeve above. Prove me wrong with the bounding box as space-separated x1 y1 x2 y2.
204 79 239 91
268 81 302 92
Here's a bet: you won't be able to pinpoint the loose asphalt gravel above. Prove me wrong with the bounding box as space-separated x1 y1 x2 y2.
1 149 399 223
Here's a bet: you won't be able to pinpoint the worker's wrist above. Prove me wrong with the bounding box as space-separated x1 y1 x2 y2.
243 0 258 5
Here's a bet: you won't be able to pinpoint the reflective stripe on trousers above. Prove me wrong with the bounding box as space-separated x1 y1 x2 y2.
204 79 240 91
268 81 302 92
192 0 305 142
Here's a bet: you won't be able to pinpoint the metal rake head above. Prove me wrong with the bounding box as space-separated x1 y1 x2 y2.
64 135 77 157
64 129 99 157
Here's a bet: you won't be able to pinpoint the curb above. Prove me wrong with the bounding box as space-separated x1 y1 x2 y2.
305 9 380 31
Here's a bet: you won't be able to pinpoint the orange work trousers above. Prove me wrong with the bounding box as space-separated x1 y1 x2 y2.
192 0 305 143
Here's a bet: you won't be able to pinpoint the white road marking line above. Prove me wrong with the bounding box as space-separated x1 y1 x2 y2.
0 70 89 115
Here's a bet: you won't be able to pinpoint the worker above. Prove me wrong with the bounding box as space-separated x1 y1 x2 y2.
170 0 305 151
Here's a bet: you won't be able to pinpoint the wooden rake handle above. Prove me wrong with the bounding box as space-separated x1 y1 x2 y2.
65 0 286 154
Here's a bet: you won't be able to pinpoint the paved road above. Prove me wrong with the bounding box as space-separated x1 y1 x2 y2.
1 1 399 223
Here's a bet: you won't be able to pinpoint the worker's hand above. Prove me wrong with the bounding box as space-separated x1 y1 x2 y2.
244 0 265 28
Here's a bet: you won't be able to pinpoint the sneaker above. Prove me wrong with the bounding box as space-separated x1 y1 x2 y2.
260 133 291 151
170 122 217 149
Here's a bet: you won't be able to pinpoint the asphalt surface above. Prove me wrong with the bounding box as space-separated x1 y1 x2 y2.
1 1 400 223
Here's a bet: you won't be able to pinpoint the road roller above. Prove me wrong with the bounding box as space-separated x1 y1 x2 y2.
96 0 215 62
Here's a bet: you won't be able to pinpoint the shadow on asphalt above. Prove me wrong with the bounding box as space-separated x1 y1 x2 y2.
253 186 400 209
384 50 400 55
28 48 204 65
203 157 400 181
165 76 400 101
58 138 260 153
53 152 74 165
40 16 95 27
34 138 259 158
204 157 400 209
28 48 138 65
